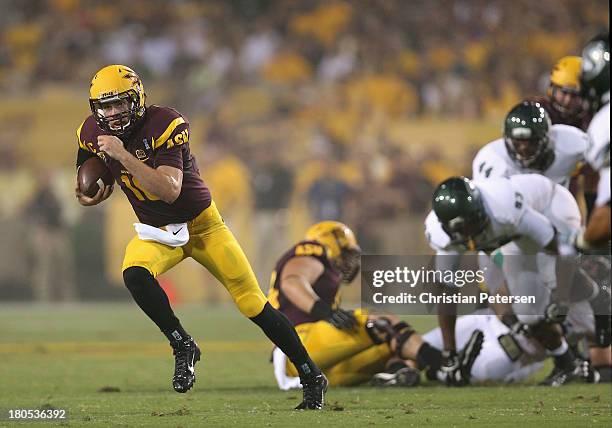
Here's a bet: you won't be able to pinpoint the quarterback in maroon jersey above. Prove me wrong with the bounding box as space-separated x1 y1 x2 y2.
75 65 327 409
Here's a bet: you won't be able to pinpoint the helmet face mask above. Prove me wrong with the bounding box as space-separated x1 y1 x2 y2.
441 213 489 244
304 221 362 283
547 56 586 118
89 65 146 136
505 135 551 169
503 101 553 170
550 85 584 117
90 93 138 134
337 247 361 283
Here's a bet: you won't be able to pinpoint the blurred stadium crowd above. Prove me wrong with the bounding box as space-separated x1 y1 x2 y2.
0 0 608 301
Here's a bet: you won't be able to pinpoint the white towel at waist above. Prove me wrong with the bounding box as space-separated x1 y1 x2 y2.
133 222 189 247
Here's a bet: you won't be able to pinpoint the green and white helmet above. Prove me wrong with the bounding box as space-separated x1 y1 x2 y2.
503 101 553 170
580 33 610 111
432 177 489 243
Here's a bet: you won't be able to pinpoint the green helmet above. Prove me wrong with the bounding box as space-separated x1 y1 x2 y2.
580 33 610 111
503 101 553 170
432 177 489 242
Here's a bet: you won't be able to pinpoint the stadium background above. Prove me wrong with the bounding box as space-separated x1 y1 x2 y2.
0 0 609 305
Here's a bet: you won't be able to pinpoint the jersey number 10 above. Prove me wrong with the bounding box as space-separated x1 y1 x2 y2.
120 174 160 201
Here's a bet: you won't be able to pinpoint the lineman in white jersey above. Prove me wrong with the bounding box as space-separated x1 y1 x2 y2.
578 33 611 250
471 101 586 291
471 100 609 353
425 174 582 386
577 33 612 355
472 101 589 187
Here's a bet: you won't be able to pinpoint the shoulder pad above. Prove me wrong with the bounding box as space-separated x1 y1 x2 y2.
77 116 100 152
551 124 589 155
148 106 189 150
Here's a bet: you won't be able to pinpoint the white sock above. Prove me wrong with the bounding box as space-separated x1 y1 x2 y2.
548 339 568 357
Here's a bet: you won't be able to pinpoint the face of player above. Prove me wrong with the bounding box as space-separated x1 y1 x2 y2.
442 216 487 245
338 248 361 283
552 86 583 115
99 98 131 131
510 138 540 162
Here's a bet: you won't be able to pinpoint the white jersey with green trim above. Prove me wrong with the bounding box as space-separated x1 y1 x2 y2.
586 102 610 172
425 175 557 254
472 124 589 187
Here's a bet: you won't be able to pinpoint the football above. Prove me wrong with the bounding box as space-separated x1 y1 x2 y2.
78 156 114 198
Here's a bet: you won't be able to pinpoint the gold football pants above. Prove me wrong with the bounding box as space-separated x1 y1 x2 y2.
122 201 268 318
286 309 391 386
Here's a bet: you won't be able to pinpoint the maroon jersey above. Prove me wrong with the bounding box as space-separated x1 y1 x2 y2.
529 96 593 131
76 105 211 227
268 240 341 326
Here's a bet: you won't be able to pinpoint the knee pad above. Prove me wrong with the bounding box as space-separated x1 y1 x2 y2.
122 266 153 292
234 292 267 318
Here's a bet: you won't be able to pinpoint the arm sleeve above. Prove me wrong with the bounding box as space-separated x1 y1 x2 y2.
515 207 555 248
75 120 96 169
152 122 189 170
76 147 97 169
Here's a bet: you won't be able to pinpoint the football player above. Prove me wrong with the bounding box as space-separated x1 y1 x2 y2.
529 56 599 219
426 174 584 386
472 100 609 346
424 299 610 384
268 221 483 388
531 56 592 131
472 100 589 187
75 65 327 410
576 33 612 356
578 33 611 250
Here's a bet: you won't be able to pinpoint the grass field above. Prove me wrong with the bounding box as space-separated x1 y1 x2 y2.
0 303 610 427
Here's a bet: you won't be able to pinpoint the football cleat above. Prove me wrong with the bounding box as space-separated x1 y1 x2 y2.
538 362 577 387
574 359 601 383
370 366 421 387
295 374 328 410
171 338 201 393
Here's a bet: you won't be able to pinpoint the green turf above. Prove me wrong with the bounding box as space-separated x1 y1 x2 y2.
0 304 610 427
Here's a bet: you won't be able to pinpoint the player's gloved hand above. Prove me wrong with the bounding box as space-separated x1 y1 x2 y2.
510 322 530 336
574 231 591 254
440 350 463 386
440 330 484 387
328 308 358 331
365 317 395 344
544 302 568 324
310 300 357 331
501 312 530 336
